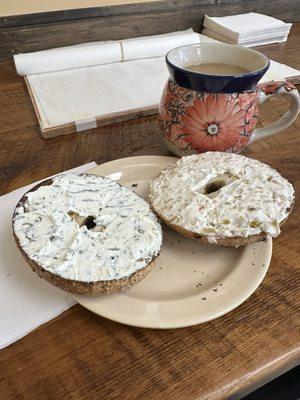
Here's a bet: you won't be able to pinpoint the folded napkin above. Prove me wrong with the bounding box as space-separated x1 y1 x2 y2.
202 28 288 47
203 13 292 46
14 29 200 76
0 162 96 349
121 29 200 61
14 41 121 76
262 60 300 83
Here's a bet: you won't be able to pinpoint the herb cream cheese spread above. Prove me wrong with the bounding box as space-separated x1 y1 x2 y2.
13 174 162 282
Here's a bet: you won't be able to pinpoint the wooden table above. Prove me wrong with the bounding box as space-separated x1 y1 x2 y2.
1 23 299 400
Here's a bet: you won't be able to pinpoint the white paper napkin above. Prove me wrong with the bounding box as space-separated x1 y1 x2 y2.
202 28 289 47
122 29 200 60
261 60 300 83
14 41 122 76
203 13 292 47
14 29 201 76
27 57 171 128
0 161 96 349
203 13 292 41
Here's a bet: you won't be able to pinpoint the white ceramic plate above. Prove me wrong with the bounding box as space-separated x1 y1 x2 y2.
74 156 272 328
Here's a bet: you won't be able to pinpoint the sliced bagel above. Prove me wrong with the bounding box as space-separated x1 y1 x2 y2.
149 152 294 247
13 174 162 295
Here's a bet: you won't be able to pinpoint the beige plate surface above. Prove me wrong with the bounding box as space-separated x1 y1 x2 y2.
74 156 272 329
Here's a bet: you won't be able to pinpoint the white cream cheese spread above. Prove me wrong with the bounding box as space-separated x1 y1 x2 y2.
149 152 294 239
13 174 162 282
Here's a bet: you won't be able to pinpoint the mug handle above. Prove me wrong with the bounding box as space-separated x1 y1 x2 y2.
250 81 300 143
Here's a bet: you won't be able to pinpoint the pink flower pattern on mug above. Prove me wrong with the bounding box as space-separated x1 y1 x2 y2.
181 94 248 152
159 80 261 154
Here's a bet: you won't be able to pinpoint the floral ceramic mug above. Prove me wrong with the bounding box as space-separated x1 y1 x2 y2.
160 43 300 155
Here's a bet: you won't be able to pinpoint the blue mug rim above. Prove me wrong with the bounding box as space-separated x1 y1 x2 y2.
166 43 270 93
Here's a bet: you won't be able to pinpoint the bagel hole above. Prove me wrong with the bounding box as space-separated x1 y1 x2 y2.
204 180 226 195
84 216 97 230
68 211 99 231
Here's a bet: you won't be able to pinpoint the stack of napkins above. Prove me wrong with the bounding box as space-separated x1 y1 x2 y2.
202 13 292 47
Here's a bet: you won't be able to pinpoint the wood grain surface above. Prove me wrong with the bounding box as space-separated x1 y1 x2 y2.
0 23 300 400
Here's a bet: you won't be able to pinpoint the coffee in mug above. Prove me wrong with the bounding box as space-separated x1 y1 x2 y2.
185 63 250 75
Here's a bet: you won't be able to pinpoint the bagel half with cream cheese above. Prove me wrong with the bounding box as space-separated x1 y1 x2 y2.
13 173 162 295
149 152 294 247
